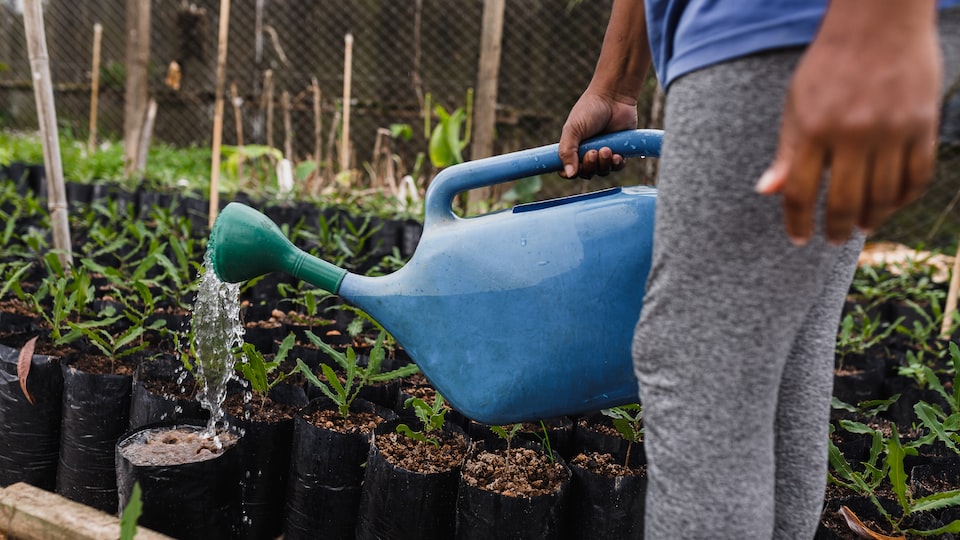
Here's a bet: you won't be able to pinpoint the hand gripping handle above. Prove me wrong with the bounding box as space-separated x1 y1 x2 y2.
423 129 663 226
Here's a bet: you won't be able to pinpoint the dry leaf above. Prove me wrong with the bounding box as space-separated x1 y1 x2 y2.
17 336 38 405
838 505 905 540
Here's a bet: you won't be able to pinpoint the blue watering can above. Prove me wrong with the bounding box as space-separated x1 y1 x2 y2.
210 129 661 424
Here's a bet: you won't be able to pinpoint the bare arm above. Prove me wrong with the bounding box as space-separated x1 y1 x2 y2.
756 0 943 245
558 0 651 178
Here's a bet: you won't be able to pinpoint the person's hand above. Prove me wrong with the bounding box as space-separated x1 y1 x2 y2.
558 91 639 179
756 0 942 245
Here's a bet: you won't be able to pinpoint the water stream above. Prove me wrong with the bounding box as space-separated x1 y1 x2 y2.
190 250 244 444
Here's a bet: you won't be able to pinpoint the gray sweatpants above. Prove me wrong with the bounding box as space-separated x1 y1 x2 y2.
632 8 960 539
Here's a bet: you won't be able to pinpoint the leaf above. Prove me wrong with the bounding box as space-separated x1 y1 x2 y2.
17 336 37 405
915 402 959 453
119 481 143 540
295 359 324 389
909 489 960 514
886 426 909 513
837 506 905 540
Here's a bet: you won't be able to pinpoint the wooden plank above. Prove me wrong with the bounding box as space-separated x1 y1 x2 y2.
0 483 172 540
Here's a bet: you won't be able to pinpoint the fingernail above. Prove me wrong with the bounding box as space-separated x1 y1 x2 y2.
564 165 576 178
755 169 776 193
789 235 808 247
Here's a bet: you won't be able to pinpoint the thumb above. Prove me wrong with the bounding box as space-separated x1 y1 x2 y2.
558 121 584 179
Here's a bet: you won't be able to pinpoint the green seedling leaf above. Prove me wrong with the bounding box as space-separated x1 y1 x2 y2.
295 359 324 388
119 481 143 540
915 402 959 453
886 426 909 513
239 344 270 395
909 489 960 514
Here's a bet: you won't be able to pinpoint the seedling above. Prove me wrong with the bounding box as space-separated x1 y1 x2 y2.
297 329 418 420
490 423 522 448
602 404 643 468
396 394 448 448
911 343 960 456
828 422 960 536
238 332 300 411
835 308 900 370
119 481 143 540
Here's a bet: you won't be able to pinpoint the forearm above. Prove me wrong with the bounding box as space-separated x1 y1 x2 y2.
588 0 651 104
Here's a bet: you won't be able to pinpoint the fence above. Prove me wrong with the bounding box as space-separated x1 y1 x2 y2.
0 0 958 250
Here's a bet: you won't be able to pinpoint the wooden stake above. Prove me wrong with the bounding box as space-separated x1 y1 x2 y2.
468 0 505 213
123 0 151 177
22 0 72 267
263 69 274 149
340 32 353 173
230 81 244 182
208 0 231 229
311 77 322 168
134 98 157 175
87 23 102 153
0 482 173 540
942 237 960 339
282 90 292 160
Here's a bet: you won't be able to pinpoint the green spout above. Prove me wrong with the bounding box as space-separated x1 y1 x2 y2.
209 202 347 293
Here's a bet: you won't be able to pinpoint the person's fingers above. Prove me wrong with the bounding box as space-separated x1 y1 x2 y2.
778 139 826 246
579 149 599 178
824 145 869 244
859 144 903 232
558 122 584 179
900 130 937 207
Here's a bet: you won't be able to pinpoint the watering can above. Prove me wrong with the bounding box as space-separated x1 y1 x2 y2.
210 129 662 424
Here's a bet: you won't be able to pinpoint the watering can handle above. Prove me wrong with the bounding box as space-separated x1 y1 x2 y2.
424 128 663 225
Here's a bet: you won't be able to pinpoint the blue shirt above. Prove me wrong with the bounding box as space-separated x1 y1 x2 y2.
647 0 960 88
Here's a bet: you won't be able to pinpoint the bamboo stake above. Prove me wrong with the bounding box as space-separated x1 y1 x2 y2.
22 0 72 267
134 98 157 176
208 0 231 229
123 0 151 177
87 23 102 153
230 81 244 183
325 110 341 182
311 77 322 168
282 90 292 160
340 32 353 173
263 69 274 149
942 238 960 339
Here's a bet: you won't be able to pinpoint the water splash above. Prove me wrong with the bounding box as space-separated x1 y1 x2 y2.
191 250 245 442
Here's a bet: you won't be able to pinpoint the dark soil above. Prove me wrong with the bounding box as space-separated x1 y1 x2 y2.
377 430 467 473
141 377 199 400
304 406 384 434
461 447 568 498
0 298 37 317
577 417 621 438
70 353 136 376
571 451 646 478
223 392 301 423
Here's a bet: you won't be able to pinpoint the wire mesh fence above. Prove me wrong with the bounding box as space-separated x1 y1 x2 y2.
0 0 958 251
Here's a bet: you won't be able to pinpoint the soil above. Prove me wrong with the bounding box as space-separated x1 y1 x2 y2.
280 310 332 327
577 417 621 438
461 447 568 498
223 392 300 423
0 298 37 317
376 430 468 473
141 377 199 401
117 426 238 467
571 451 646 478
303 406 384 434
70 353 136 376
